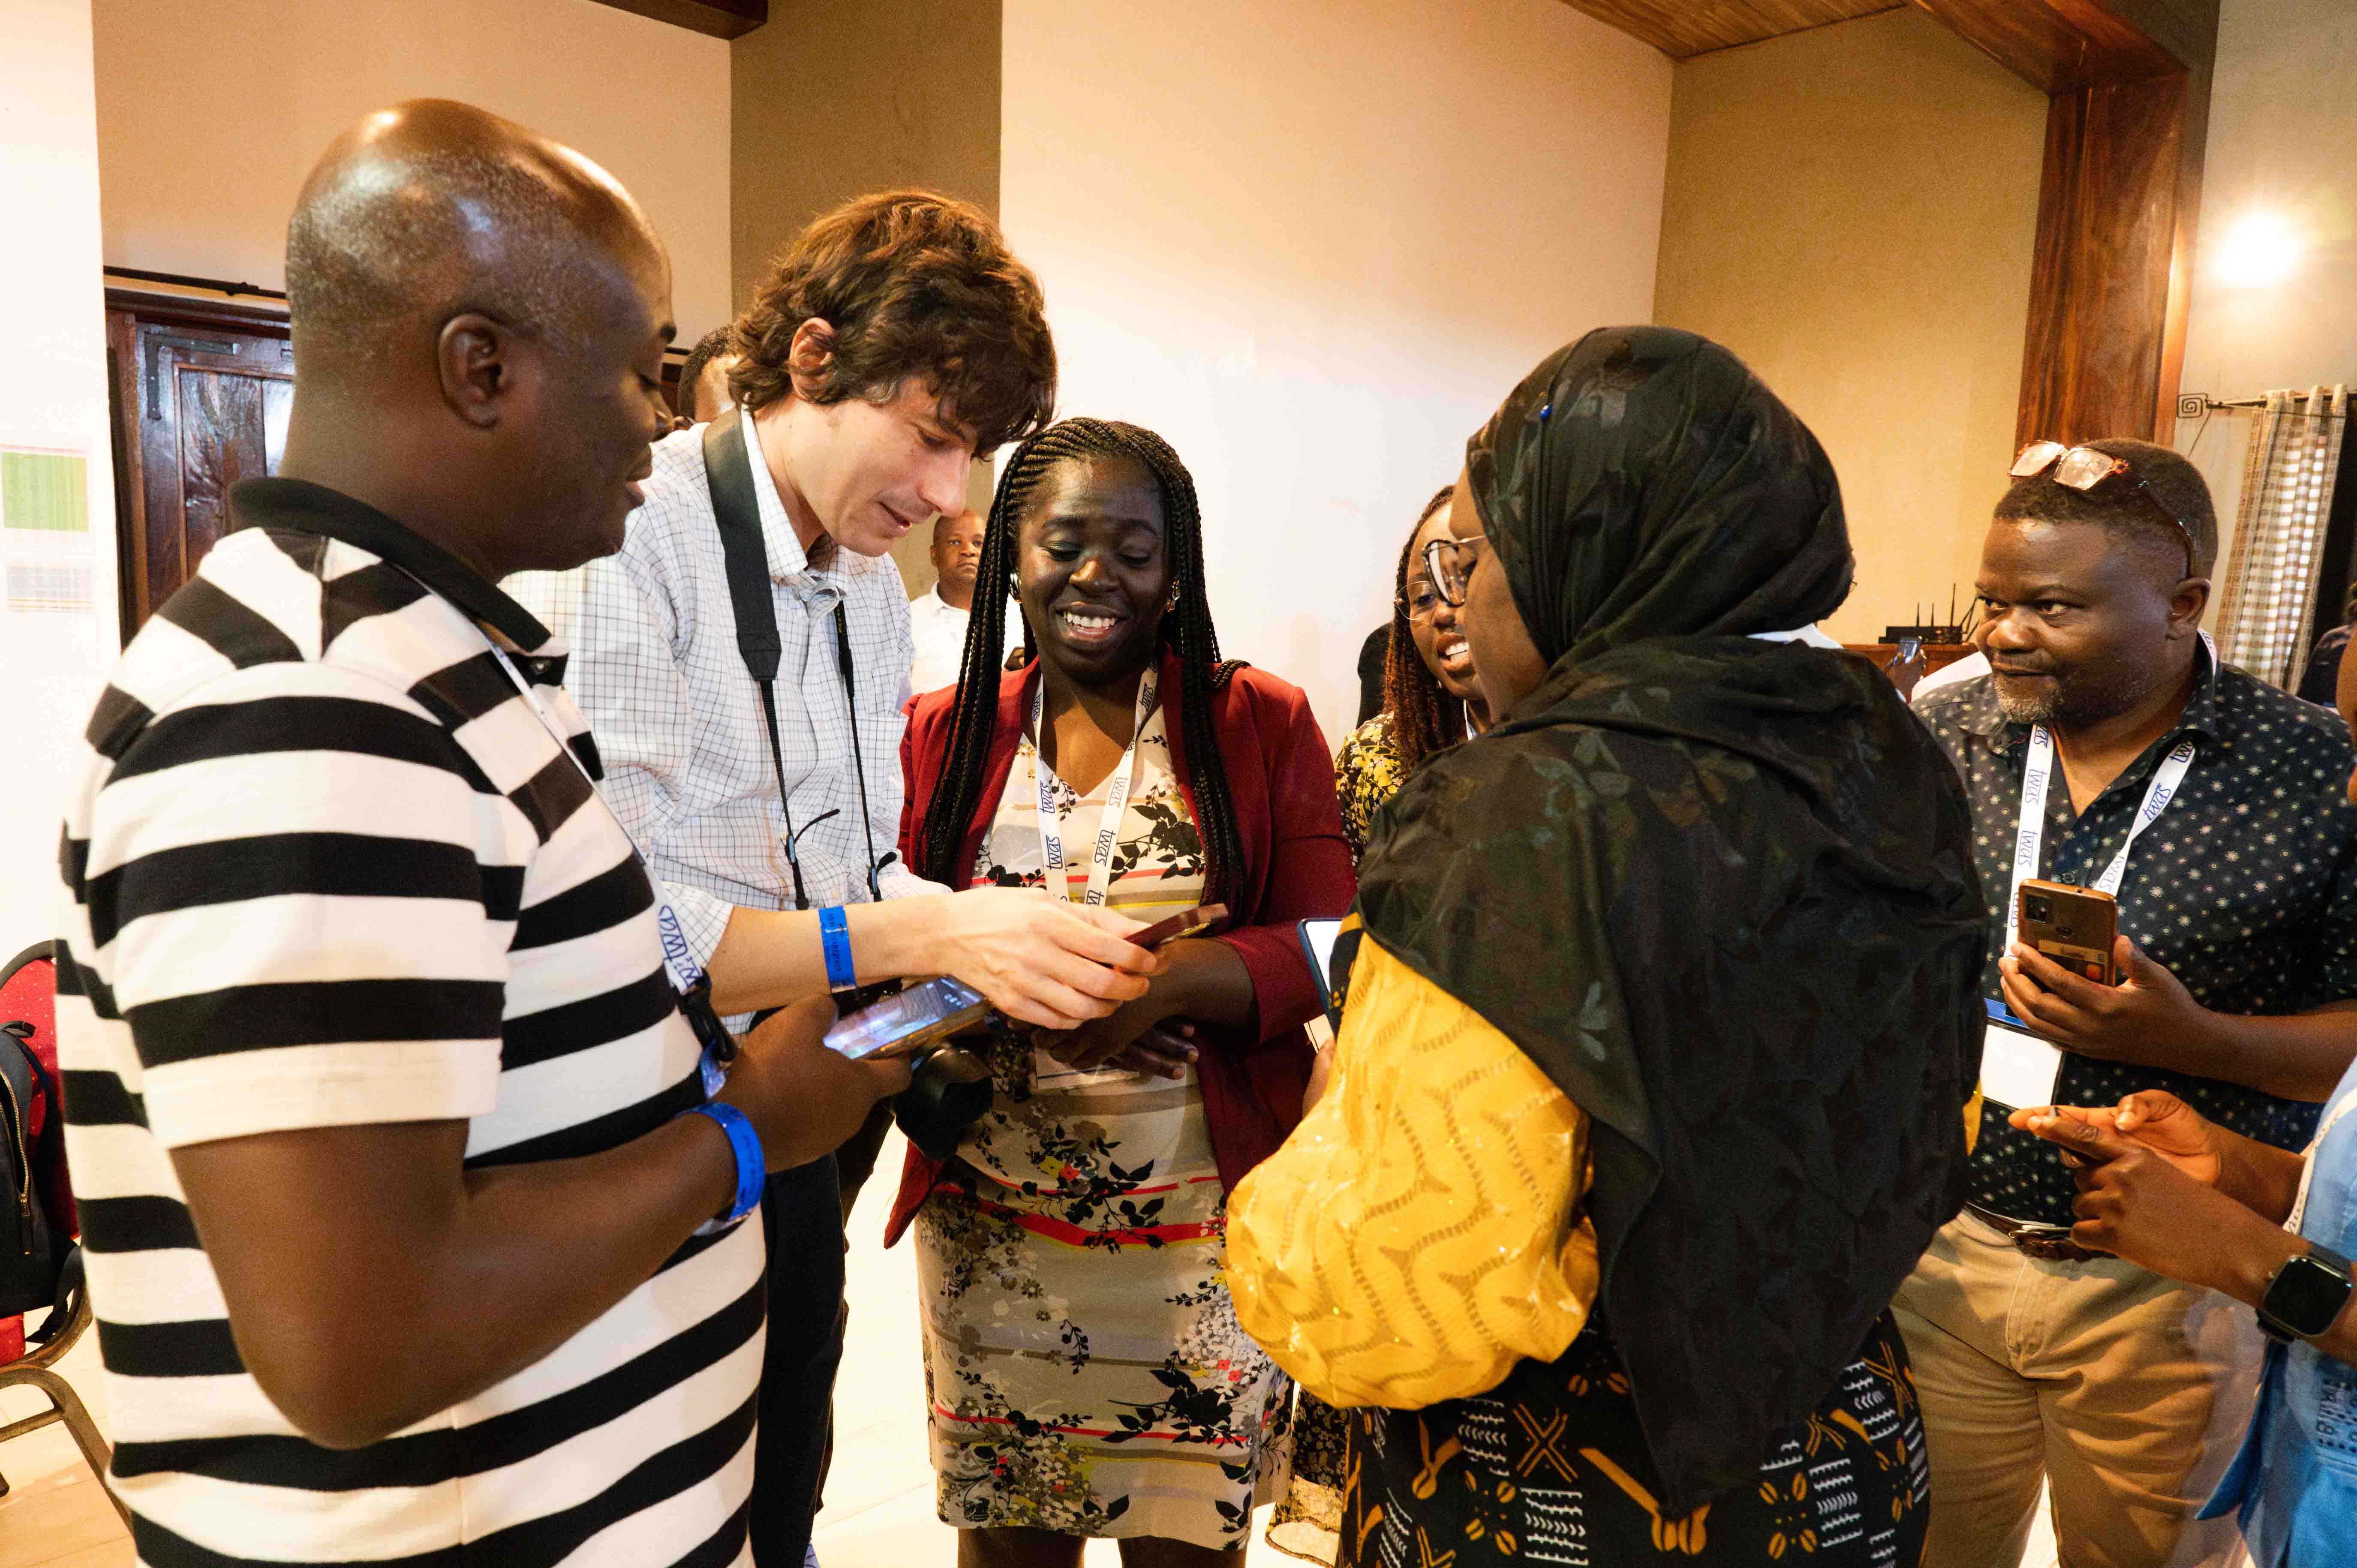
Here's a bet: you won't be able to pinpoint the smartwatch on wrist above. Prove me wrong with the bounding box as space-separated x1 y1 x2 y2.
2258 1241 2354 1343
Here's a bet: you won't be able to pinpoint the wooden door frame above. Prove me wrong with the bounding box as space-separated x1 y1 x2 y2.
1567 0 2221 446
105 287 292 643
1909 1 2221 447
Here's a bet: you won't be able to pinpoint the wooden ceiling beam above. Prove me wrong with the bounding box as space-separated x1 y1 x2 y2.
1903 3 2219 445
1911 0 2196 91
585 0 766 41
1555 1 1903 61
1569 0 2221 448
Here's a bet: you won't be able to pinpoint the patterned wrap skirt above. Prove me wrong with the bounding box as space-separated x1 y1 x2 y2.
1341 1310 1929 1566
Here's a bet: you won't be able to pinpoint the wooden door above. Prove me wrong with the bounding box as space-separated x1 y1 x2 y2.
105 290 294 637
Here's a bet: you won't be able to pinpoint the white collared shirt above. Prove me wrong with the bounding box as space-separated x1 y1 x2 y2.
907 584 1018 696
510 417 935 982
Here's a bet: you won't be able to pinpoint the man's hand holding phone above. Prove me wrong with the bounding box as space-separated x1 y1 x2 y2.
2002 933 2214 1072
720 994 913 1170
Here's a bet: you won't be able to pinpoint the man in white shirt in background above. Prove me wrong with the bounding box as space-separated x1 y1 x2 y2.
907 506 1012 694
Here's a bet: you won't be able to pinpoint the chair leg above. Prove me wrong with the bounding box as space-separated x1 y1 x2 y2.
21 1368 129 1528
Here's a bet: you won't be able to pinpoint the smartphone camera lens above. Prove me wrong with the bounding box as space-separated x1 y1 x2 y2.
2023 894 2051 922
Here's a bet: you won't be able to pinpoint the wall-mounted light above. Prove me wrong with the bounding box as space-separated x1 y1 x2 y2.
2215 209 2302 287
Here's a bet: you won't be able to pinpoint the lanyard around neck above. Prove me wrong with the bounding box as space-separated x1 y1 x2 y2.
2005 724 2197 952
1030 669 1159 908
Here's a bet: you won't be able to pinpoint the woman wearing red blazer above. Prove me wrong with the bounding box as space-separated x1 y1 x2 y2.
890 418 1353 1567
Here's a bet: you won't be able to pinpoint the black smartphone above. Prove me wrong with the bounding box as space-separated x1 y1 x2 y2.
823 975 991 1061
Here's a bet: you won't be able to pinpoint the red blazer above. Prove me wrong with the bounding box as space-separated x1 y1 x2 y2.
884 649 1356 1246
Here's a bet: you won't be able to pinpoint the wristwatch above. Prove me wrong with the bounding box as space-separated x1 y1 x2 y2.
2258 1241 2354 1343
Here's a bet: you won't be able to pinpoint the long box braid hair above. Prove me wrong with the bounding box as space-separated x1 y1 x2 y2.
916 417 1246 905
1382 485 1473 772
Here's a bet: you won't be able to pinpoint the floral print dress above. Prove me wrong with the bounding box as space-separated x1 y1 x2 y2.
914 698 1293 1547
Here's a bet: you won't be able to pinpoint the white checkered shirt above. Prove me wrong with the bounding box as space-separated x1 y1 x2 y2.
509 418 937 980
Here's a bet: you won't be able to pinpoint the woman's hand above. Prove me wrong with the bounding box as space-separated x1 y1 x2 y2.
1112 1021 1200 1081
2010 1091 2223 1186
933 889 1161 1030
1031 936 1253 1076
1032 988 1182 1074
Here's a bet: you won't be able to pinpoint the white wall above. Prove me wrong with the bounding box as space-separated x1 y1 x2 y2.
92 0 733 341
1000 0 1671 739
2171 0 2357 578
2 0 120 955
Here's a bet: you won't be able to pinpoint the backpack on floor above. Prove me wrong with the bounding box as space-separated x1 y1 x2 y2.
0 943 72 1325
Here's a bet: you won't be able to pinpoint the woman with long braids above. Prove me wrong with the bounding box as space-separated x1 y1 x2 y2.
889 418 1356 1565
1331 486 1492 866
1260 485 1491 1567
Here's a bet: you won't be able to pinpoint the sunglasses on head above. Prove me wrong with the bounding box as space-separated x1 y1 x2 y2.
2010 442 2201 580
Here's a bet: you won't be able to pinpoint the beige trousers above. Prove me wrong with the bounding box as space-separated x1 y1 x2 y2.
1893 1211 2262 1568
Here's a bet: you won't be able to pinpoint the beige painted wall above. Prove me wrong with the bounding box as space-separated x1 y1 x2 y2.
1001 0 1670 738
90 0 734 342
731 0 1002 600
2169 0 2357 583
1653 7 2046 644
3 0 120 957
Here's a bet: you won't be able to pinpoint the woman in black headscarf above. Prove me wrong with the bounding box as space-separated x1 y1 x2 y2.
1229 327 1985 1563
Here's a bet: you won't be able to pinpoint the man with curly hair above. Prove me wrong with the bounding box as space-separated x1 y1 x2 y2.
513 190 1160 1567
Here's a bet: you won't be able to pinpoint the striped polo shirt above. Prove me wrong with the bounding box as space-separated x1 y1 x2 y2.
54 478 761 1566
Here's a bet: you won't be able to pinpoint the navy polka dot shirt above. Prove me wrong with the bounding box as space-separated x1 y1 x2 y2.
1915 646 2357 1226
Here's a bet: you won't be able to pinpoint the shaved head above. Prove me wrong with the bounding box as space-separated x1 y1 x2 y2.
287 99 661 384
275 100 675 579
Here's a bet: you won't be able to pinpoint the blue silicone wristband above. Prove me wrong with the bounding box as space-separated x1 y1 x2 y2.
687 1100 764 1233
819 904 857 992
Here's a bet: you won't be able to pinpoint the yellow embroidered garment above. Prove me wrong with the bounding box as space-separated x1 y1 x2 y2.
1228 936 1598 1411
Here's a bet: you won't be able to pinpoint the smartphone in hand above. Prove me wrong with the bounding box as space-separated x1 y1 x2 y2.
1125 903 1228 952
2019 879 2120 985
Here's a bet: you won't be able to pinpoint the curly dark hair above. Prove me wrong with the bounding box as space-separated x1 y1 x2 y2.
1383 486 1468 770
673 326 732 422
729 189 1056 453
917 418 1245 904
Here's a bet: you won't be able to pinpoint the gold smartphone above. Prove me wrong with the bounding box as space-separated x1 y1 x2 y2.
2017 879 2119 985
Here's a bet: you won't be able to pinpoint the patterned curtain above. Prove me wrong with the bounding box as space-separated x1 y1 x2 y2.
2214 385 2350 689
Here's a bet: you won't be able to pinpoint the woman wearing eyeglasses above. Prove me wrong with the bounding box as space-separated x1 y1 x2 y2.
1330 488 1493 868
1227 327 1987 1565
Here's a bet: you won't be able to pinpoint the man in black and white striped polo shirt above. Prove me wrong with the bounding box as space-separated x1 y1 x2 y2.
54 101 905 1565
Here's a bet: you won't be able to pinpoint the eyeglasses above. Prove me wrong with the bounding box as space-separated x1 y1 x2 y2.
2010 442 2200 580
1398 581 1444 624
1421 534 1488 609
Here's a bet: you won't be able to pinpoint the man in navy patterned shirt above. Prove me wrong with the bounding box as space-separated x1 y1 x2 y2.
1899 437 2357 1567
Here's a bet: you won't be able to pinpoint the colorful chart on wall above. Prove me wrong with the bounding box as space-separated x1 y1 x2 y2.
0 447 93 614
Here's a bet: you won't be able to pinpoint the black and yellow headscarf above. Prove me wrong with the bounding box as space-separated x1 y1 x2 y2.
1356 327 1985 1514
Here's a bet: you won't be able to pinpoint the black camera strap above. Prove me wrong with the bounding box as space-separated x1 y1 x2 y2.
702 411 887 907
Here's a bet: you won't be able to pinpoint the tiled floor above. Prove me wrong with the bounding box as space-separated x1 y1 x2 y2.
0 1138 2065 1566
812 1130 1286 1564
